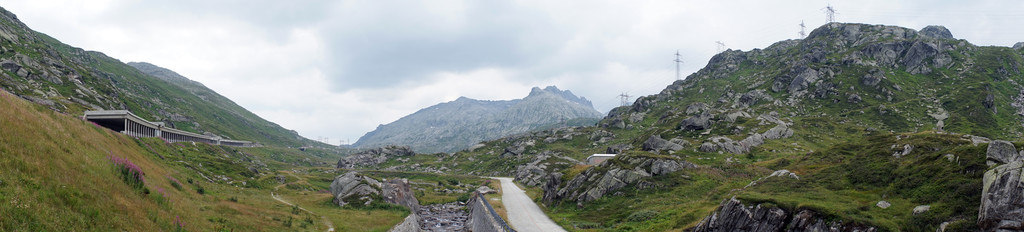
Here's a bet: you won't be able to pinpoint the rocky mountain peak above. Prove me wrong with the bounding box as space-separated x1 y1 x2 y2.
527 85 594 108
919 25 954 39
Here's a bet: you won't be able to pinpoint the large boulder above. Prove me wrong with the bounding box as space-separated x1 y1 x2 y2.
642 135 684 153
382 178 420 212
387 213 422 232
329 172 382 207
979 142 1024 231
680 111 714 131
987 140 1020 165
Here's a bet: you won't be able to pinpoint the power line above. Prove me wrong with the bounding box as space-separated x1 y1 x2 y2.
674 50 684 81
823 4 837 23
618 93 632 106
715 41 726 53
799 20 806 38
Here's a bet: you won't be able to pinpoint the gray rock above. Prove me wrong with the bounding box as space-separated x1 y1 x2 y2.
913 205 930 215
788 68 820 94
919 25 953 39
848 93 862 103
693 197 878 232
330 172 382 207
1014 42 1024 50
382 178 420 211
700 142 718 152
861 69 885 87
685 102 710 114
607 144 633 154
979 160 1024 231
337 145 416 169
680 111 714 131
877 200 891 209
642 135 684 153
693 197 788 232
544 155 694 207
987 140 1020 165
476 186 497 195
388 213 422 232
762 125 794 140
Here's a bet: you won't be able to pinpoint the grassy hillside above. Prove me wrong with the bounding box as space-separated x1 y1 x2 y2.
0 89 409 231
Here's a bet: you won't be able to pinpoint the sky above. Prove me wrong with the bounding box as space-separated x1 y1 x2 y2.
3 0 1023 145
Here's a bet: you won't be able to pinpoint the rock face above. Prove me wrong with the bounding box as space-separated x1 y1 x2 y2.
329 172 382 207
693 197 877 232
543 154 695 207
337 145 416 169
680 112 714 131
979 141 1024 231
353 86 603 153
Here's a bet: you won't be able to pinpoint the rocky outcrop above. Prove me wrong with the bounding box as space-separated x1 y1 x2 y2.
329 172 420 213
642 135 684 153
979 141 1024 231
693 197 877 232
543 154 695 207
329 172 383 207
701 125 793 154
337 145 416 169
418 202 468 231
383 178 420 212
514 150 578 187
919 25 953 39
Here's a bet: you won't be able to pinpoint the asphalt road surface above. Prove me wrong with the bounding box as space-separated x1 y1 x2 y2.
494 177 566 232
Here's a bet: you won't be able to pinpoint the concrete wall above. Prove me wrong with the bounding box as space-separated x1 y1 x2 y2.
466 192 515 232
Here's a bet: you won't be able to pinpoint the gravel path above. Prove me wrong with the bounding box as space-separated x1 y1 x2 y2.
494 177 566 232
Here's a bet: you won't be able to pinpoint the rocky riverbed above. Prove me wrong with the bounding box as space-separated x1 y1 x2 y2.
418 202 469 231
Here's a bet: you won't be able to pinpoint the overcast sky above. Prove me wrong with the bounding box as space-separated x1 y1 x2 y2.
4 1 1023 145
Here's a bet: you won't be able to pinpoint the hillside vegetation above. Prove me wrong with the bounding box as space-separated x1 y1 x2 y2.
356 23 1024 231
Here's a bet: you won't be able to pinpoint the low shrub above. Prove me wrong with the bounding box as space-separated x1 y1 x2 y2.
108 154 144 190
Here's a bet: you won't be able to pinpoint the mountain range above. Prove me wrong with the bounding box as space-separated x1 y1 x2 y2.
349 23 1024 231
354 86 603 153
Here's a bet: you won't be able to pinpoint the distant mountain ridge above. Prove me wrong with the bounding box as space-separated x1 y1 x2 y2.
354 86 603 153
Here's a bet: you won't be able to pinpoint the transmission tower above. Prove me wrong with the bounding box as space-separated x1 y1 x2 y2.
823 4 837 23
715 41 726 53
618 93 632 106
799 20 806 38
674 50 684 80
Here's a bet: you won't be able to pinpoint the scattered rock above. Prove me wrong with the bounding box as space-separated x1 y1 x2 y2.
418 202 468 231
543 154 695 207
913 205 930 215
685 102 710 114
877 201 891 209
606 144 633 154
337 145 416 169
475 186 497 195
642 135 684 153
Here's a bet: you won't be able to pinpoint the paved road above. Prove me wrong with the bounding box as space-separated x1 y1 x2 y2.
494 177 566 232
